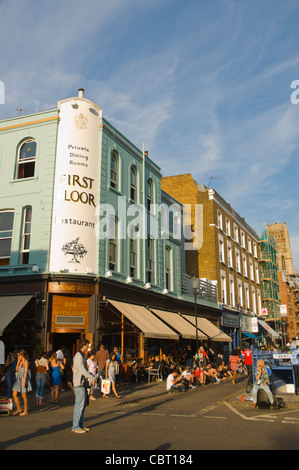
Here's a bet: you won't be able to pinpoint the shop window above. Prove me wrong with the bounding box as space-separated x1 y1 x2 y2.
0 210 14 265
16 139 36 179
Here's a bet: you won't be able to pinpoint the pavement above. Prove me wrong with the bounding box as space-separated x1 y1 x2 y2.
2 375 299 416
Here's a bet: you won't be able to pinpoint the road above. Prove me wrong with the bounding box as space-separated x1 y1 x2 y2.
1 380 299 452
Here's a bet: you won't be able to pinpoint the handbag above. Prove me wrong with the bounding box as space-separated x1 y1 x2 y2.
80 375 90 388
101 379 111 394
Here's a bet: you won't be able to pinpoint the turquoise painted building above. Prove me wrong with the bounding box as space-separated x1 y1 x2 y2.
0 90 221 355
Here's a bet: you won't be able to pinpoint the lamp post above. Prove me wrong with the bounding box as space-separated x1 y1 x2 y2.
191 275 200 353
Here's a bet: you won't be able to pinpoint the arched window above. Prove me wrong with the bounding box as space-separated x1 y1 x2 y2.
16 139 36 179
147 179 153 212
110 151 119 190
165 246 172 290
0 210 14 265
21 207 32 264
130 166 137 201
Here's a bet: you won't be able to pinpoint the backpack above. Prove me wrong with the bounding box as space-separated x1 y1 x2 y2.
272 397 287 409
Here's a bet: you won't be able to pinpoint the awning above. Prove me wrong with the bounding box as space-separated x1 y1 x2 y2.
150 309 208 340
0 295 34 335
107 299 179 340
242 332 257 339
182 314 232 342
258 319 281 339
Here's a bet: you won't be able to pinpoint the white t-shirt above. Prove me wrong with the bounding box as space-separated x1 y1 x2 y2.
166 373 176 390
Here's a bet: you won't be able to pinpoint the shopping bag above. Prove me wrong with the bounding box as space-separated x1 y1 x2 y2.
101 379 111 394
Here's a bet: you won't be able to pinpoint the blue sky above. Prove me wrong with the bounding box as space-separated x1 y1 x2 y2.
1 0 299 269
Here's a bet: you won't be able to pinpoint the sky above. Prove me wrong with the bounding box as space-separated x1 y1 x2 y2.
0 0 299 270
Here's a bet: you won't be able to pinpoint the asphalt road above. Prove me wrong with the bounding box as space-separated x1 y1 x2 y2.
1 380 299 453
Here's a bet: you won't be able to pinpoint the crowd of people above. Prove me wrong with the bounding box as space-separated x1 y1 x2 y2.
0 342 255 417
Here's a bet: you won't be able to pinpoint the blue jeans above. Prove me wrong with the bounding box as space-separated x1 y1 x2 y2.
36 373 47 398
72 387 88 431
5 372 15 398
252 383 274 404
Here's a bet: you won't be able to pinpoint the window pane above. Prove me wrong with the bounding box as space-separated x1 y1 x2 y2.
0 211 14 231
0 238 12 257
19 141 36 160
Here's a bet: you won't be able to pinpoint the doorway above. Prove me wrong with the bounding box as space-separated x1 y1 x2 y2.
52 332 82 357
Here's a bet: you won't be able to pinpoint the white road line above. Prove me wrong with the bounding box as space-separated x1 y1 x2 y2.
204 416 227 419
222 401 276 422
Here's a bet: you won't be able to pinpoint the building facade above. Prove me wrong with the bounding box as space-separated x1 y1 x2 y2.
162 174 263 349
0 91 226 358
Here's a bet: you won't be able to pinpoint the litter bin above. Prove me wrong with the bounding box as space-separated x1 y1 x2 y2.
293 365 299 395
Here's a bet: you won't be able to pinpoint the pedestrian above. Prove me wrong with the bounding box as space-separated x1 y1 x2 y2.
102 352 122 399
4 350 17 399
72 338 96 434
113 346 122 383
87 351 97 400
48 352 64 403
229 349 241 384
252 359 274 408
34 350 49 406
94 344 109 379
12 350 32 416
242 343 253 377
61 347 75 399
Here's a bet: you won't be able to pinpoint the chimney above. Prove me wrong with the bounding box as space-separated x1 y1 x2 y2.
78 88 84 98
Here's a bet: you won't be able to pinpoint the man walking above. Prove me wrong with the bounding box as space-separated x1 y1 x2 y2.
72 338 95 434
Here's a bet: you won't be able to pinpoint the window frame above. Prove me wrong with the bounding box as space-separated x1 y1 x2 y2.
15 139 37 180
0 210 14 265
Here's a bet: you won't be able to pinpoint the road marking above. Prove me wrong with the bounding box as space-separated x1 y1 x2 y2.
204 416 227 419
222 401 276 422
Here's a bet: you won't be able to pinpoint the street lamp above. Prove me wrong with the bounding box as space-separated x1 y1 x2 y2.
191 275 200 353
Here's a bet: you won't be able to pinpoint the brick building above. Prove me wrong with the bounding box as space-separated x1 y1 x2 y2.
162 174 262 349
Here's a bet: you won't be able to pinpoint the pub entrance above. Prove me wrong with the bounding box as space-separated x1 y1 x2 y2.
52 332 82 357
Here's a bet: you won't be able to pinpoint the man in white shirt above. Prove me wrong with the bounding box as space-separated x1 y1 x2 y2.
166 370 187 392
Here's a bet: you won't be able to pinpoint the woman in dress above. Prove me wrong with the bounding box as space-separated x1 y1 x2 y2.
102 352 121 399
48 352 64 403
12 350 32 416
229 349 241 384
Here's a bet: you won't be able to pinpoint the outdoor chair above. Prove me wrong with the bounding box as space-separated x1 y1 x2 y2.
147 364 163 382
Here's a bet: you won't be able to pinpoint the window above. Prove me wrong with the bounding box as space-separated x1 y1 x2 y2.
21 207 32 264
0 210 14 265
234 224 239 243
227 244 232 268
236 250 241 273
243 255 248 277
130 166 137 202
217 210 223 230
219 238 225 263
16 139 36 179
240 231 245 248
237 281 243 308
220 271 227 304
165 246 172 290
147 179 153 212
108 216 118 271
247 237 252 254
129 225 137 278
226 218 231 237
255 263 260 284
245 284 250 310
229 276 235 306
147 236 154 284
110 151 118 190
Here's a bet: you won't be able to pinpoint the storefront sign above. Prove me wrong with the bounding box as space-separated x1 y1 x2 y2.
49 97 101 273
51 295 89 331
241 314 258 333
48 281 95 295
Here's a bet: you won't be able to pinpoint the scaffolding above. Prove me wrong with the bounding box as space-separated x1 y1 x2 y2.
259 230 281 320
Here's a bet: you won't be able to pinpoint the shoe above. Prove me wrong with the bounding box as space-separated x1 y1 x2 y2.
72 428 86 434
89 396 96 400
83 427 90 432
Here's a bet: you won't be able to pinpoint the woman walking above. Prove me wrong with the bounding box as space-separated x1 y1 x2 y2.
12 350 32 416
102 352 121 399
48 352 64 403
34 351 49 406
229 349 241 384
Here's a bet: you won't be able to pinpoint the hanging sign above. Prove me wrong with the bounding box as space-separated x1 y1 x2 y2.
49 97 101 273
